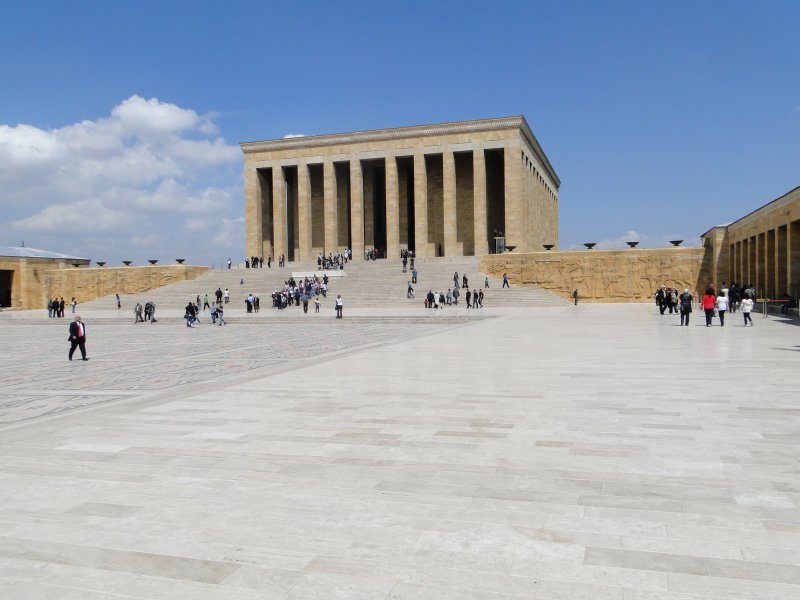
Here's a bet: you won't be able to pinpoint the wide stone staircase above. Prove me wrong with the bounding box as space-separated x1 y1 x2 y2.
75 256 568 318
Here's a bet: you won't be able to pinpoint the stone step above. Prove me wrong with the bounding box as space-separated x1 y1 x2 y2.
77 257 569 311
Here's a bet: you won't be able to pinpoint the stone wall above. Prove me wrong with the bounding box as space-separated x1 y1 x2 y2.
0 257 91 310
47 265 208 307
480 248 709 303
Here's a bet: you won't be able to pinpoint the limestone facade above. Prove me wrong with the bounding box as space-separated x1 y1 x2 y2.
47 265 208 308
241 116 560 261
481 248 708 303
702 186 800 299
0 258 206 311
0 255 90 310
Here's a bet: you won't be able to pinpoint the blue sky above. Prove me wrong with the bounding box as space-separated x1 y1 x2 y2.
1 1 798 266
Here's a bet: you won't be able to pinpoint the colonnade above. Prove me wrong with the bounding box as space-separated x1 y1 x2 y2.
247 147 525 262
728 219 800 299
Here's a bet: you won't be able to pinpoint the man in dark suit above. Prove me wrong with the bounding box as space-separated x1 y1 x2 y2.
68 315 89 361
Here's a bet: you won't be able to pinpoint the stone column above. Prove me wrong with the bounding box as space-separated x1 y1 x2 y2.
504 145 523 252
413 153 429 257
350 159 365 259
323 160 337 253
297 162 312 261
272 167 287 261
473 149 488 255
385 154 400 259
443 150 457 256
244 167 261 259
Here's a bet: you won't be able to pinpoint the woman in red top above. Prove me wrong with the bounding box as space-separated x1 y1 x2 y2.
701 288 717 327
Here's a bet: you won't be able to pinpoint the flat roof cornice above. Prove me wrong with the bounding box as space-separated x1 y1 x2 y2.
240 115 560 187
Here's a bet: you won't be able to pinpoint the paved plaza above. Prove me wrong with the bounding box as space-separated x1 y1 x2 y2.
0 303 798 599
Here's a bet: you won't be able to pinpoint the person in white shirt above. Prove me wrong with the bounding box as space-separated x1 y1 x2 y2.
715 292 730 326
741 295 754 326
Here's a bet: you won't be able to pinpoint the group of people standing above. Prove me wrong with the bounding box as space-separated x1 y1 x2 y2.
318 250 350 269
659 282 757 327
271 275 329 311
235 254 286 269
133 301 157 323
48 297 76 318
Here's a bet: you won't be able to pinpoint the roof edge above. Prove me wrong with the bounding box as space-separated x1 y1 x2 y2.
241 115 560 186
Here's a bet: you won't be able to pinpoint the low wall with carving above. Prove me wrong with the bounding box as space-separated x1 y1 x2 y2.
480 248 710 302
47 265 208 307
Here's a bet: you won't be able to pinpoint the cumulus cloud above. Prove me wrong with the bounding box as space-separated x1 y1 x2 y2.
1 96 243 264
14 199 132 233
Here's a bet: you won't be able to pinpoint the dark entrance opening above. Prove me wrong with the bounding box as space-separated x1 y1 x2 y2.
485 149 506 254
283 166 298 262
363 160 387 257
334 162 351 250
0 270 12 308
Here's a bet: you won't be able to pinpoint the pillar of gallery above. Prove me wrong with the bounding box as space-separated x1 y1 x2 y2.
442 151 458 256
272 167 287 262
413 153 429 257
350 159 365 260
243 167 262 260
323 161 338 255
385 154 400 260
296 162 312 261
473 149 488 256
503 145 523 252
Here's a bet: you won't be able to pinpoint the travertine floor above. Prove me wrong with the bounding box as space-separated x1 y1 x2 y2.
0 304 798 599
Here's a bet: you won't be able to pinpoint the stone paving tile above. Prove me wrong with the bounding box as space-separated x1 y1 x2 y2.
0 304 798 598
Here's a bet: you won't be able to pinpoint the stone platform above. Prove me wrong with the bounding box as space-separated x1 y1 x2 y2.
0 304 798 599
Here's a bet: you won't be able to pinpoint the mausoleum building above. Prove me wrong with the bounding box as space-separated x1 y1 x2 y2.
241 116 560 261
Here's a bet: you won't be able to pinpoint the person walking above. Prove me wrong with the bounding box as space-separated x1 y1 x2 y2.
314 295 321 313
484 277 489 289
716 291 729 326
407 281 414 299
70 297 77 314
185 302 197 327
116 294 121 309
335 294 343 319
701 288 717 327
679 288 693 326
741 294 754 326
68 315 89 361
216 303 226 326
227 257 232 269
572 289 579 306
466 289 472 308
502 273 510 288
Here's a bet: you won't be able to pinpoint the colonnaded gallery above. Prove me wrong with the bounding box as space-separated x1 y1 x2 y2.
241 116 559 261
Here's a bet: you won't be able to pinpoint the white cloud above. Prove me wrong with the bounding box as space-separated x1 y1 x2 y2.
283 133 306 138
14 199 132 233
1 96 244 264
111 95 201 137
212 216 246 248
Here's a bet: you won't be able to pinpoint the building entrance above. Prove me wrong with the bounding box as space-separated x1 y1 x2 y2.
0 270 13 308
